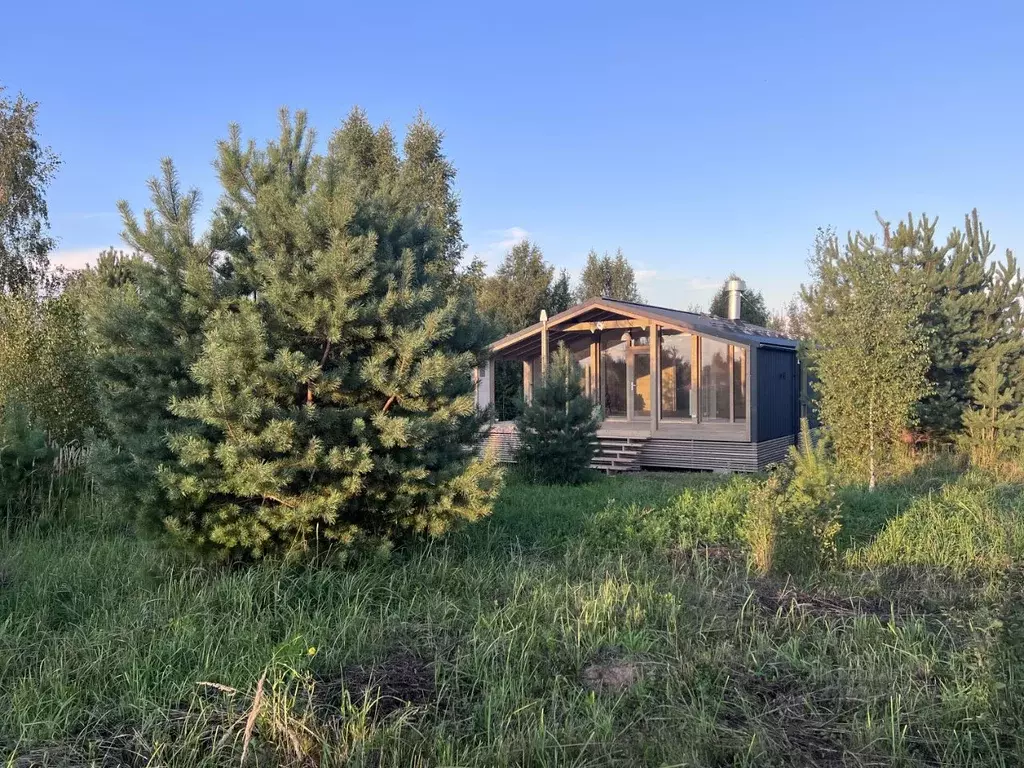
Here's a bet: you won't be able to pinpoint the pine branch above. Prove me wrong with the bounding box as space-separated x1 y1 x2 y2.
263 494 297 509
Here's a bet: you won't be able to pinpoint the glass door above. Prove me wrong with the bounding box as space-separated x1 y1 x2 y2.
628 351 651 420
602 335 628 418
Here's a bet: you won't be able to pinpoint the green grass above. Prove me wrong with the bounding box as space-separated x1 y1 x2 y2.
1 469 1023 766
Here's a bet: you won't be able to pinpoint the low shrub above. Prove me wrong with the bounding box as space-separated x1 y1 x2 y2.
0 403 92 531
0 292 97 441
742 422 842 576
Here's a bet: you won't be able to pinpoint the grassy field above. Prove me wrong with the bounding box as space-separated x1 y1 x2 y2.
2 467 1023 767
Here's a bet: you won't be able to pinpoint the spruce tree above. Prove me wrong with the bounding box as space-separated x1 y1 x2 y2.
801 226 930 489
143 109 498 560
961 255 1024 467
514 343 598 484
549 268 573 314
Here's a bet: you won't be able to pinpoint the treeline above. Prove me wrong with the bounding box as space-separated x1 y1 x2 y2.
475 244 641 336
797 215 1024 484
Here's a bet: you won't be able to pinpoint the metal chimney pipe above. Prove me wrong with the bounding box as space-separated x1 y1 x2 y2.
726 278 745 321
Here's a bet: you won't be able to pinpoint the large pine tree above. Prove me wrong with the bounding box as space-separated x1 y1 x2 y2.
88 109 498 559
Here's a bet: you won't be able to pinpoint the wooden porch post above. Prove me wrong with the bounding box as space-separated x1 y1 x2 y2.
540 309 549 375
590 337 600 403
523 359 533 405
486 358 496 417
650 321 659 434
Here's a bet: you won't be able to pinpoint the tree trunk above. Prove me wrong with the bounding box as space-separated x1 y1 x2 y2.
868 394 876 491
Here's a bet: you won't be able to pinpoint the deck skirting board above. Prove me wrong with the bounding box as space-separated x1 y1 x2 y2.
641 435 794 472
479 423 521 464
478 423 795 472
755 435 796 468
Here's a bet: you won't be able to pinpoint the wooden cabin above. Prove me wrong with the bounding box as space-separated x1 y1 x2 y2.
475 286 803 473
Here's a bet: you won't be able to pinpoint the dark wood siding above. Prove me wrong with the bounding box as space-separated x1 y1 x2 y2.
756 347 800 441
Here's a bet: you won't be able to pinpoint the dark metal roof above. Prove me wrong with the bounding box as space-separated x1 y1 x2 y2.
601 299 798 349
488 297 797 359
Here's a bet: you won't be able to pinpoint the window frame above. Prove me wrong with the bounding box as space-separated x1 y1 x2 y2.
655 332 750 426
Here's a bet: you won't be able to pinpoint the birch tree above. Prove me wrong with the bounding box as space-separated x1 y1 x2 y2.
801 224 929 488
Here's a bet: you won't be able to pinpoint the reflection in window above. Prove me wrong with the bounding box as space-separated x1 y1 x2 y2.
733 346 747 422
568 337 594 399
700 338 731 421
660 330 692 419
601 333 628 418
633 352 651 417
529 356 542 401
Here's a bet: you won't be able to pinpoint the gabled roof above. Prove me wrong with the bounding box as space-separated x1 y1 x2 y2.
489 297 797 358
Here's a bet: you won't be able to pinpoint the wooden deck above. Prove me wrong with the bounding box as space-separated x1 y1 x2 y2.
480 421 792 472
605 420 749 442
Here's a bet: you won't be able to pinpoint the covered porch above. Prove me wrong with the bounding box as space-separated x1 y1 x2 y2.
476 297 767 443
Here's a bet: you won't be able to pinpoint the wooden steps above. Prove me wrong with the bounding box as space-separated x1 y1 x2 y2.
591 435 648 474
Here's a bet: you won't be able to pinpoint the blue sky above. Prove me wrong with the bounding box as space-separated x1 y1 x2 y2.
4 0 1023 310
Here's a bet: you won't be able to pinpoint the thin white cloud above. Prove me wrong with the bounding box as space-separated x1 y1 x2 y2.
49 247 108 271
685 277 721 291
633 270 725 310
469 226 530 271
635 270 720 290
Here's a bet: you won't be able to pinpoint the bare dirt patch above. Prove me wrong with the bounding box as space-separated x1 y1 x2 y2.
11 729 153 768
580 647 644 693
752 581 896 620
315 651 436 721
670 544 745 572
723 668 856 767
